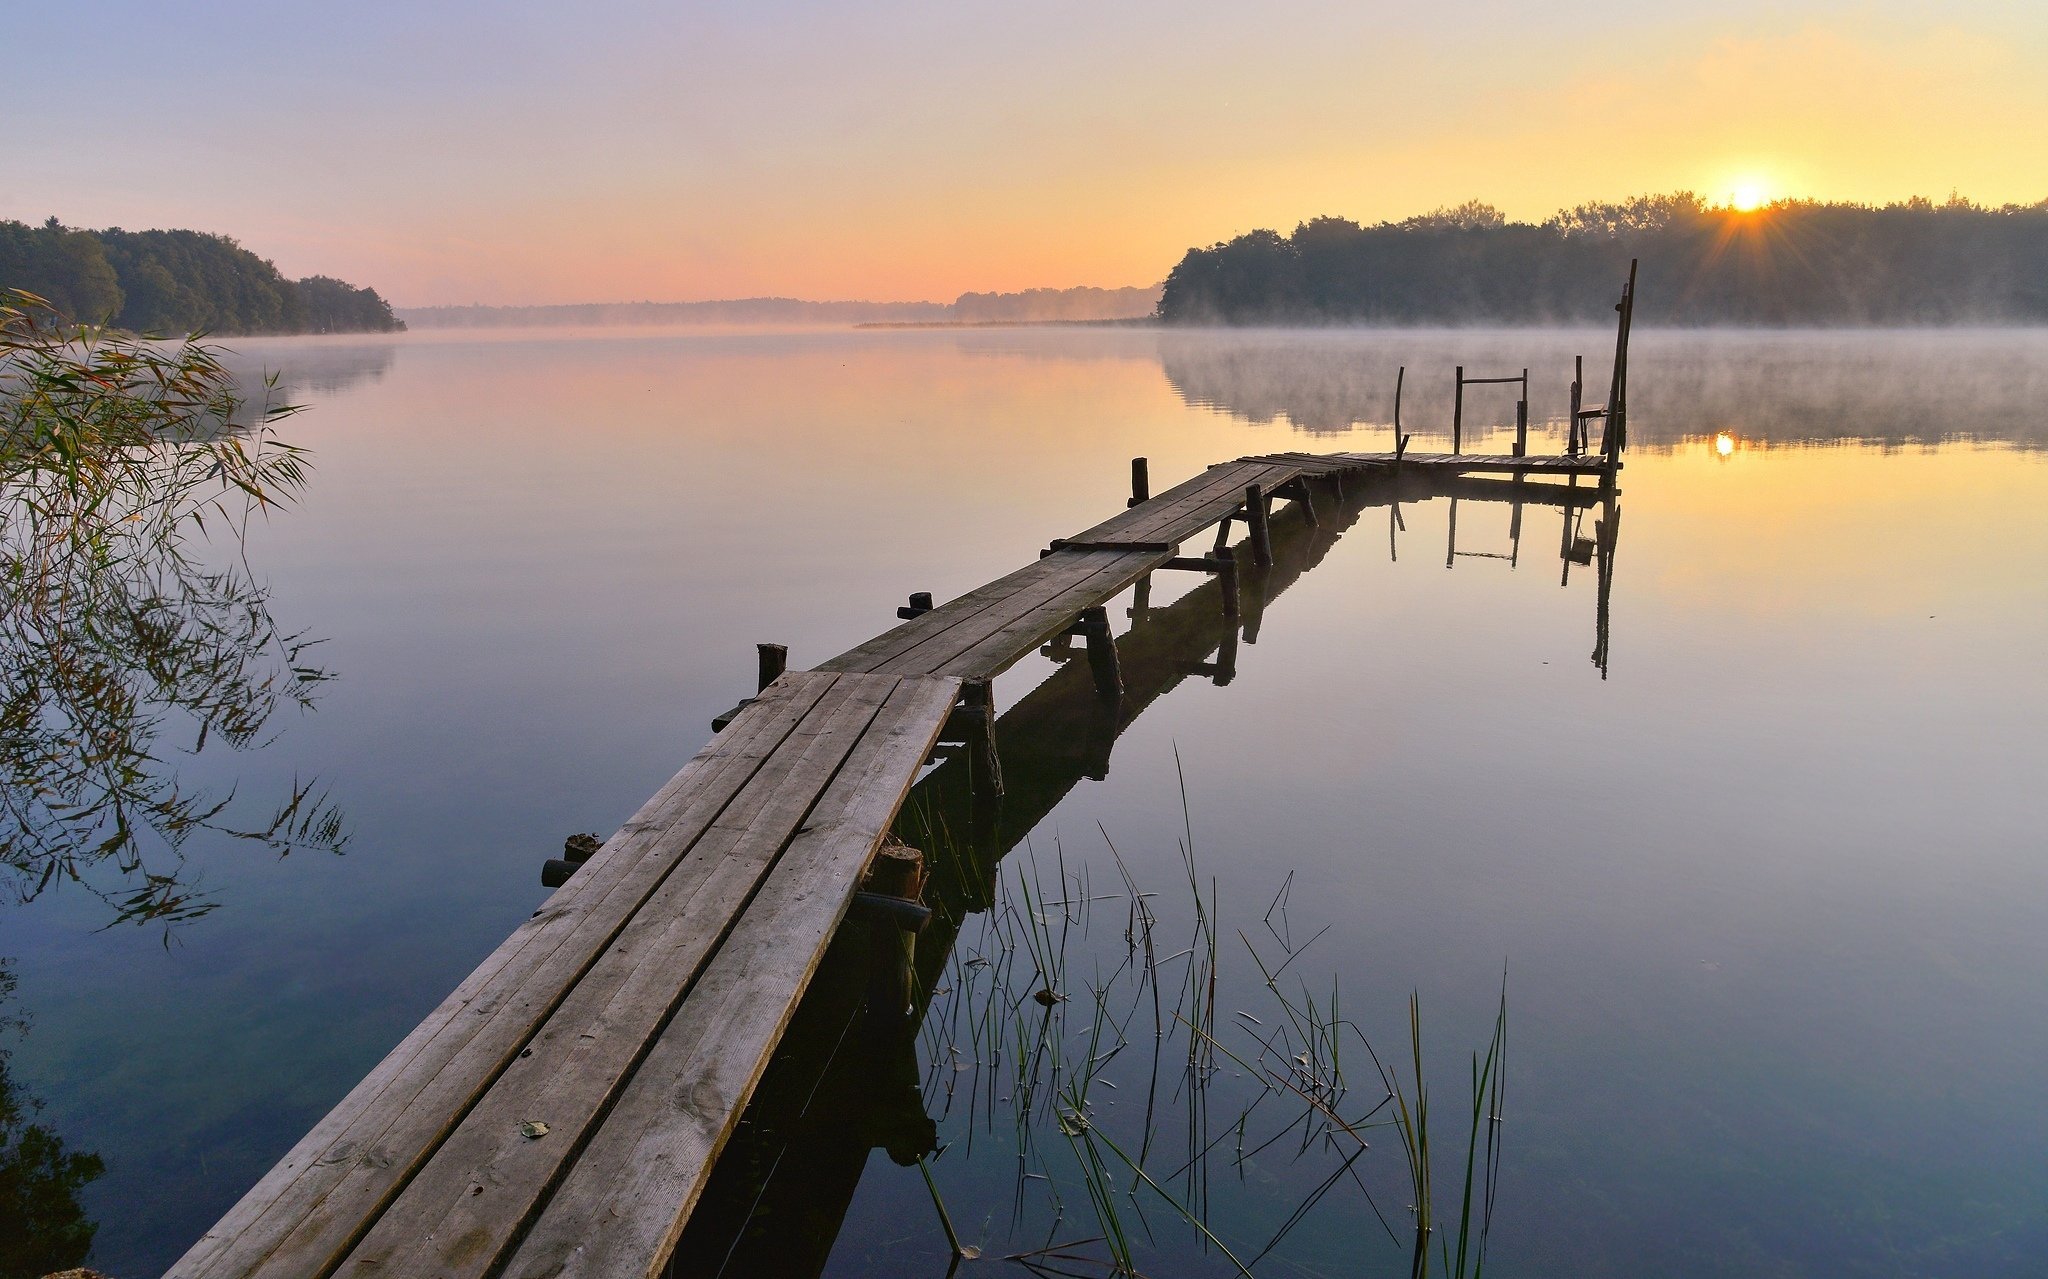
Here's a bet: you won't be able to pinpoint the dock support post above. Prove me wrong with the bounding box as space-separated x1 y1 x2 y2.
1446 495 1459 569
1569 357 1584 455
1078 606 1122 702
1288 478 1321 528
1244 483 1272 567
1453 365 1465 455
1213 547 1239 620
757 642 788 692
963 678 1003 799
1129 571 1152 622
1129 456 1150 507
1514 397 1528 458
861 840 927 1024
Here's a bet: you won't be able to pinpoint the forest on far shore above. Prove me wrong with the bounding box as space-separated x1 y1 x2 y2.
0 218 404 335
1158 194 2048 325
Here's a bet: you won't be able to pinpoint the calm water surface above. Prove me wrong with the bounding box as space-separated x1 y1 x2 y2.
4 327 2045 1278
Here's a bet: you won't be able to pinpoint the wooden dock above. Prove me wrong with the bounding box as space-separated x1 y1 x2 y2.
165 450 1620 1279
169 267 1640 1279
164 445 1617 1279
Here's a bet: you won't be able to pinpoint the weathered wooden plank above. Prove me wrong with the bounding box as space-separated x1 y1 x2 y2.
817 558 1057 674
873 549 1150 678
1112 460 1289 543
1152 461 1309 538
326 674 907 1279
934 550 1162 679
166 673 842 1279
1064 461 1262 545
500 676 962 1279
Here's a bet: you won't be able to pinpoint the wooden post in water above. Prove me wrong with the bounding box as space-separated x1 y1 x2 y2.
1453 365 1465 455
1244 483 1273 567
861 840 926 1023
1212 548 1239 620
1078 606 1122 702
1569 356 1584 455
1129 457 1150 508
1602 259 1637 466
1446 495 1459 569
962 678 1002 798
757 643 787 692
1394 365 1405 454
1514 396 1528 458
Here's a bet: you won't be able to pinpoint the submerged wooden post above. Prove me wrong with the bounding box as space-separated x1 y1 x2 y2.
1212 621 1239 686
1244 483 1272 567
861 839 927 1023
1078 606 1122 702
757 643 788 692
1129 456 1150 507
1453 365 1465 455
1289 478 1320 528
962 678 1003 798
1212 547 1239 620
1446 495 1459 569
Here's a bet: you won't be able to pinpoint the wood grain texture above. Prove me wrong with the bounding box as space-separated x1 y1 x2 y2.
165 673 839 1279
500 675 961 1279
331 675 911 1279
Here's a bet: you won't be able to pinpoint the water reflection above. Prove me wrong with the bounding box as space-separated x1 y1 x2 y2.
0 959 104 1276
220 338 398 403
672 473 1613 1277
1 314 347 927
955 327 2048 449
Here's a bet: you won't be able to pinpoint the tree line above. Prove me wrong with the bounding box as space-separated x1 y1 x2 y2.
0 218 404 335
1157 194 2048 325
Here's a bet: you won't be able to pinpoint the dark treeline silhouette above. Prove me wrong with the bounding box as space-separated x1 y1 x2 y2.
0 218 404 335
1158 194 2048 325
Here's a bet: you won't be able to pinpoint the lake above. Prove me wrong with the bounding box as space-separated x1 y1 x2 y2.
4 325 2045 1278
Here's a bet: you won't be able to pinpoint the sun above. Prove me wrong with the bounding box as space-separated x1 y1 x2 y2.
1730 181 1769 212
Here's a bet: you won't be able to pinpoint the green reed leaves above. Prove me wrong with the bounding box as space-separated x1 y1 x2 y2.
0 289 344 927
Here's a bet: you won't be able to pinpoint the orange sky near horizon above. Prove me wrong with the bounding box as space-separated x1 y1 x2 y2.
6 3 2046 306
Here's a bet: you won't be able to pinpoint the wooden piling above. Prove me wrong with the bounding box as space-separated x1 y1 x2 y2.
1129 456 1150 507
1569 356 1584 455
862 839 926 1022
1394 364 1405 446
1244 483 1272 567
1514 398 1528 458
1453 365 1465 455
756 643 788 692
1078 606 1122 702
962 678 1003 798
1213 548 1239 619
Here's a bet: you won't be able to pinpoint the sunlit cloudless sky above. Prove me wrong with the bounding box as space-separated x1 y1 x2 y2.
6 0 2045 304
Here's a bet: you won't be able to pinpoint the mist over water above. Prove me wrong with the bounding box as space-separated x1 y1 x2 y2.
6 325 2044 1278
943 325 2048 448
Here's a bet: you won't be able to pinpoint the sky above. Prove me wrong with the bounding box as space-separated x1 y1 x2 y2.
6 1 2046 306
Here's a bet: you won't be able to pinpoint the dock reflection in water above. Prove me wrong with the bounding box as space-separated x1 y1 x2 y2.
670 471 1618 1278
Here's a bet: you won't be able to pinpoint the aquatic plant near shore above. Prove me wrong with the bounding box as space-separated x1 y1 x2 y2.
0 289 344 927
911 779 1509 1277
